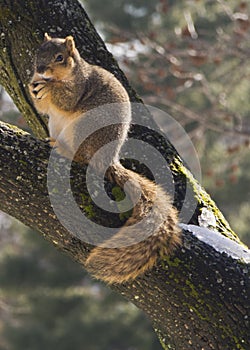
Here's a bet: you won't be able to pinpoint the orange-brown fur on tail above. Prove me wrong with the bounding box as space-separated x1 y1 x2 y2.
85 164 181 284
29 34 181 285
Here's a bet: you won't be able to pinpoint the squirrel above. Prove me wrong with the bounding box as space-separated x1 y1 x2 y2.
29 34 181 284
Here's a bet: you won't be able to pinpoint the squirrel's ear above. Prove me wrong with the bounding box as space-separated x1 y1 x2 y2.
65 36 75 54
44 33 52 42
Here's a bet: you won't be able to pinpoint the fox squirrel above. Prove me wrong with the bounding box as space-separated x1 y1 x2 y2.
29 34 181 284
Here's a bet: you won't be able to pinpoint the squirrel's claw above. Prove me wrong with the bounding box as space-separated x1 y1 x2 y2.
29 80 47 99
45 137 57 148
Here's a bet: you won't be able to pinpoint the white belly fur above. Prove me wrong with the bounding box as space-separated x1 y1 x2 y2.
48 109 70 140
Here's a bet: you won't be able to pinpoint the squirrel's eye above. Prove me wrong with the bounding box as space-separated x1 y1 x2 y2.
55 54 64 63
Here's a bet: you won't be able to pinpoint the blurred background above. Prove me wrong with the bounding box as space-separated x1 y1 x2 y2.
0 0 249 349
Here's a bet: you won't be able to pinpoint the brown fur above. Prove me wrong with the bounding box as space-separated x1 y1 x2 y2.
86 164 181 284
29 34 181 284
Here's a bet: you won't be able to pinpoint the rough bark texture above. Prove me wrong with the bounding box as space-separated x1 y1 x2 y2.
0 1 249 349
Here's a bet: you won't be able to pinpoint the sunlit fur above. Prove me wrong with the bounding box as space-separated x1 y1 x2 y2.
86 164 181 284
29 35 181 284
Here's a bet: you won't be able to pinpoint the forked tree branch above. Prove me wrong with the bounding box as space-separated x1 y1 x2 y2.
0 1 249 349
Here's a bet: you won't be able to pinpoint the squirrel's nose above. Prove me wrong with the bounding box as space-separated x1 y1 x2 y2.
37 65 47 74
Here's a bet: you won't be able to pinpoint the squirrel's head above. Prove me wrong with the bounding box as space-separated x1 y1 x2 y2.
35 34 80 80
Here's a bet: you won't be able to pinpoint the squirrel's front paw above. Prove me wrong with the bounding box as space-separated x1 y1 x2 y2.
45 137 57 148
29 81 48 100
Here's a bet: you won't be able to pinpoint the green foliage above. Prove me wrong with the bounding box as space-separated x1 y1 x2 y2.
0 217 161 350
82 0 250 246
0 1 249 349
84 0 156 35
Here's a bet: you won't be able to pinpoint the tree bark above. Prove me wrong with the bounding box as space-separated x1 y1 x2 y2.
0 1 249 349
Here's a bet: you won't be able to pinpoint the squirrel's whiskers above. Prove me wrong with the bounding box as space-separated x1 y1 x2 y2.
29 34 181 284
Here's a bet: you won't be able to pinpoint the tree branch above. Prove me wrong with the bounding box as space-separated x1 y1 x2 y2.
0 0 249 348
0 121 249 349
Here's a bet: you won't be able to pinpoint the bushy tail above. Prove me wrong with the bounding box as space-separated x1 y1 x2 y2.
85 163 181 284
